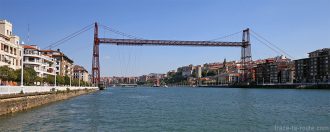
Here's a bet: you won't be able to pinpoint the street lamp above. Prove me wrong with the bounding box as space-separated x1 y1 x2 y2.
70 66 72 87
19 44 24 92
54 58 57 88
78 71 81 87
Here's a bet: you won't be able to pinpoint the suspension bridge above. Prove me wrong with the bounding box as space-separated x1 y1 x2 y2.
45 22 293 88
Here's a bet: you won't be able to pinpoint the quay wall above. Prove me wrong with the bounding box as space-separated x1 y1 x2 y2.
200 84 330 89
0 87 98 116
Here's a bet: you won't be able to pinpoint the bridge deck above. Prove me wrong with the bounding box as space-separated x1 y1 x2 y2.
99 38 243 47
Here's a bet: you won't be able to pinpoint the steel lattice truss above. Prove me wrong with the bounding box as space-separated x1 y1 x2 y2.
99 38 243 47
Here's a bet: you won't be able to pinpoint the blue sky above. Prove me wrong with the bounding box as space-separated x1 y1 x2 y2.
1 0 329 76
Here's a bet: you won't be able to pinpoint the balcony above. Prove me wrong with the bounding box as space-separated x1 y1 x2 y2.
24 60 42 65
23 53 41 58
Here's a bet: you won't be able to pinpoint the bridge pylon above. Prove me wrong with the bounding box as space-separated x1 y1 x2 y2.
92 22 100 87
241 28 252 83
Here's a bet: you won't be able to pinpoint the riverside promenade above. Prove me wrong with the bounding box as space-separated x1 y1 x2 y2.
0 86 98 95
0 86 99 116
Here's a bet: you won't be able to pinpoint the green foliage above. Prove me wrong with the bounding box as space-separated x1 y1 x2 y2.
35 76 43 83
16 67 37 85
191 69 197 78
56 75 65 85
64 75 70 85
202 70 208 77
202 70 217 77
0 66 17 81
72 78 79 86
137 81 146 85
164 71 187 84
0 66 92 87
207 70 217 76
45 75 55 84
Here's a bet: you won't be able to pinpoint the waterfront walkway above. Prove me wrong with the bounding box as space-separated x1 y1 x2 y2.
0 86 98 95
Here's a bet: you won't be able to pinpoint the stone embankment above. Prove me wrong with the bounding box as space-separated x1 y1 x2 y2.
0 88 98 116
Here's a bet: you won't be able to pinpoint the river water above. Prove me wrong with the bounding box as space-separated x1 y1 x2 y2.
0 87 330 131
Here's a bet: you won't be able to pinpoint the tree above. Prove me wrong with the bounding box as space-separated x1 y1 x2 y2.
164 71 187 84
0 66 17 81
45 75 55 85
72 78 79 86
202 70 208 77
56 76 65 86
207 70 217 76
15 67 37 85
64 75 70 85
35 76 43 85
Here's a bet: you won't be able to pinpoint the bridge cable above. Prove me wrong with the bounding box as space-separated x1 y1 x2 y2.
44 23 94 49
251 34 284 56
209 30 242 41
99 24 144 39
250 30 295 59
49 26 93 49
100 24 143 78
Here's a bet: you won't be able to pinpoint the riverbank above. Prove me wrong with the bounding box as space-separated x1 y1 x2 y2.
0 88 98 116
199 84 330 89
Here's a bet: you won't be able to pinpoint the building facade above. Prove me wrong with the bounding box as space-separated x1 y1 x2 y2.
0 20 22 70
41 49 74 77
256 56 294 84
73 65 89 82
295 48 330 83
177 64 196 77
23 45 56 77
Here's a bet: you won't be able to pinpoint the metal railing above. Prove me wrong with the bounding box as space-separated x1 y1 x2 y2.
0 86 98 95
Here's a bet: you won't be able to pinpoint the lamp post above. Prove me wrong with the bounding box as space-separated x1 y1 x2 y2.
19 44 24 92
78 71 81 87
70 65 72 87
54 58 57 88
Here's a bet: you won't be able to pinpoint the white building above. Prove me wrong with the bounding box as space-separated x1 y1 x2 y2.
73 65 89 82
177 64 196 77
41 49 74 77
0 20 22 70
23 45 56 78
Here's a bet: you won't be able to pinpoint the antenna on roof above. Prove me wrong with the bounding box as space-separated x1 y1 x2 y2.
27 24 30 44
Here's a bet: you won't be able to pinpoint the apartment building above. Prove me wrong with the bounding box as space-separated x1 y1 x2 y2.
295 58 310 83
177 64 196 77
295 48 330 83
0 20 22 70
41 49 74 77
23 45 56 77
256 56 294 84
73 65 89 82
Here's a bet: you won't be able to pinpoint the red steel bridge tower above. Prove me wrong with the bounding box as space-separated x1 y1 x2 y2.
92 22 251 86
